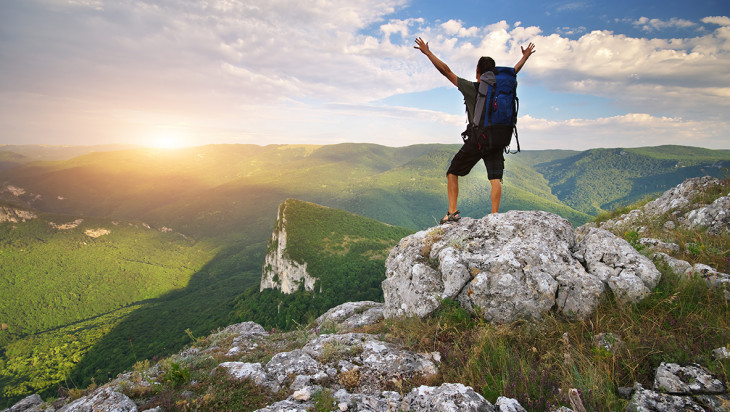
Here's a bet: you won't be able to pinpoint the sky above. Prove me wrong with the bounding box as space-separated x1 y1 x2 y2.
0 0 728 150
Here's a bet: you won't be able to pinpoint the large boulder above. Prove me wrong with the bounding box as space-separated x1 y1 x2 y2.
383 210 661 323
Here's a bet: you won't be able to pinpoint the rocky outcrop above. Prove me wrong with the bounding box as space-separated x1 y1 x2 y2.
597 176 728 235
382 210 661 323
626 362 729 411
260 199 317 293
314 301 384 332
0 206 36 223
57 386 138 412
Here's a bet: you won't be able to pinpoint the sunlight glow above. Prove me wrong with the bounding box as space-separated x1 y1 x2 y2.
148 131 188 149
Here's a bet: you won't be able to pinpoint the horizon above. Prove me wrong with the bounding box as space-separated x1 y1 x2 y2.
1 1 729 151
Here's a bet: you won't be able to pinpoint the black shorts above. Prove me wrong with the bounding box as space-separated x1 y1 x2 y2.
446 141 504 180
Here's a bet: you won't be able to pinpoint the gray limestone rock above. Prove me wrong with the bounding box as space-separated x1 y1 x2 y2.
314 301 384 332
626 383 705 411
639 238 680 254
57 386 138 412
683 195 730 235
573 227 661 305
653 362 726 394
265 349 324 389
254 399 313 412
4 394 44 412
384 210 661 324
218 362 267 385
404 383 495 412
495 397 528 411
713 347 730 361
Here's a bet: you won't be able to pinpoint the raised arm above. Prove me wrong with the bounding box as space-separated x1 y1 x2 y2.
514 42 536 74
414 37 458 86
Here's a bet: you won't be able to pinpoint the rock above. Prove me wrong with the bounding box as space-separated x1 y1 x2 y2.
495 396 527 411
291 387 313 401
384 211 665 323
217 321 268 338
384 211 614 323
663 221 676 231
617 386 635 399
260 200 318 294
4 394 43 412
314 301 384 332
495 396 527 412
218 362 267 385
713 347 730 361
593 332 623 353
597 177 723 234
683 195 730 235
0 207 37 223
653 253 730 297
652 252 693 276
643 176 720 218
49 219 84 230
626 383 705 411
639 238 680 254
84 228 110 238
574 227 661 305
653 362 726 394
332 389 403 411
254 399 313 412
265 349 323 389
404 383 495 412
57 386 138 412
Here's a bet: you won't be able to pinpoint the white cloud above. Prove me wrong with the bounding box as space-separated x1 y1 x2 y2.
701 16 730 26
631 16 696 32
519 114 730 150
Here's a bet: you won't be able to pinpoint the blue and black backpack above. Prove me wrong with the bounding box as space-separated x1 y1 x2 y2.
462 66 520 154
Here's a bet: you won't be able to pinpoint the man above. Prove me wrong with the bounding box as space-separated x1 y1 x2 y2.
414 37 535 224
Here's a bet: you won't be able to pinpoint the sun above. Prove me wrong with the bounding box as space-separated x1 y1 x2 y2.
149 132 187 149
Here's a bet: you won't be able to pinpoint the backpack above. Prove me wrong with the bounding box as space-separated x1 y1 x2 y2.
461 66 520 154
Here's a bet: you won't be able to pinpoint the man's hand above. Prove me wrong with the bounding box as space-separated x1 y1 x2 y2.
521 42 536 59
414 37 430 55
514 42 536 74
415 37 457 86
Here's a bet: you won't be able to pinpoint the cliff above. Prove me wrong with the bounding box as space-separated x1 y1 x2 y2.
260 199 318 294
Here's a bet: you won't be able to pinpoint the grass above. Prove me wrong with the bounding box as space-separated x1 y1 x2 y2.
369 265 729 411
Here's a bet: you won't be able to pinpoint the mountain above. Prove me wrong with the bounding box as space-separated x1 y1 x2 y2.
233 198 413 331
0 144 139 162
535 145 730 215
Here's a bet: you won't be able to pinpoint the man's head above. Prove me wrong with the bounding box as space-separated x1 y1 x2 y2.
476 56 496 79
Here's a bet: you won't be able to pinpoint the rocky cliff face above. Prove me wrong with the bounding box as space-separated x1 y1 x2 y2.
260 199 318 294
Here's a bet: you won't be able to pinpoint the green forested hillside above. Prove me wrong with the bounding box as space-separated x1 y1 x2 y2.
0 209 262 406
536 145 730 215
232 199 413 330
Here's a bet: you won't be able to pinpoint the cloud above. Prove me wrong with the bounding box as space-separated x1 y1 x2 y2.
701 16 730 26
519 113 730 150
631 16 696 32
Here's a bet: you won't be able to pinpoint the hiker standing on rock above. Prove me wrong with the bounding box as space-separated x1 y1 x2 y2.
414 37 535 223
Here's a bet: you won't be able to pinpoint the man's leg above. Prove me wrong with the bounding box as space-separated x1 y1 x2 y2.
490 178 501 213
447 173 459 217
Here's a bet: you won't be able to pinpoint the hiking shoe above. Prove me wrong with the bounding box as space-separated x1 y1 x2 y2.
439 210 461 224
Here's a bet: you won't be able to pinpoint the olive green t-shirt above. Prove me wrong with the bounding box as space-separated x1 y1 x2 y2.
457 77 478 122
